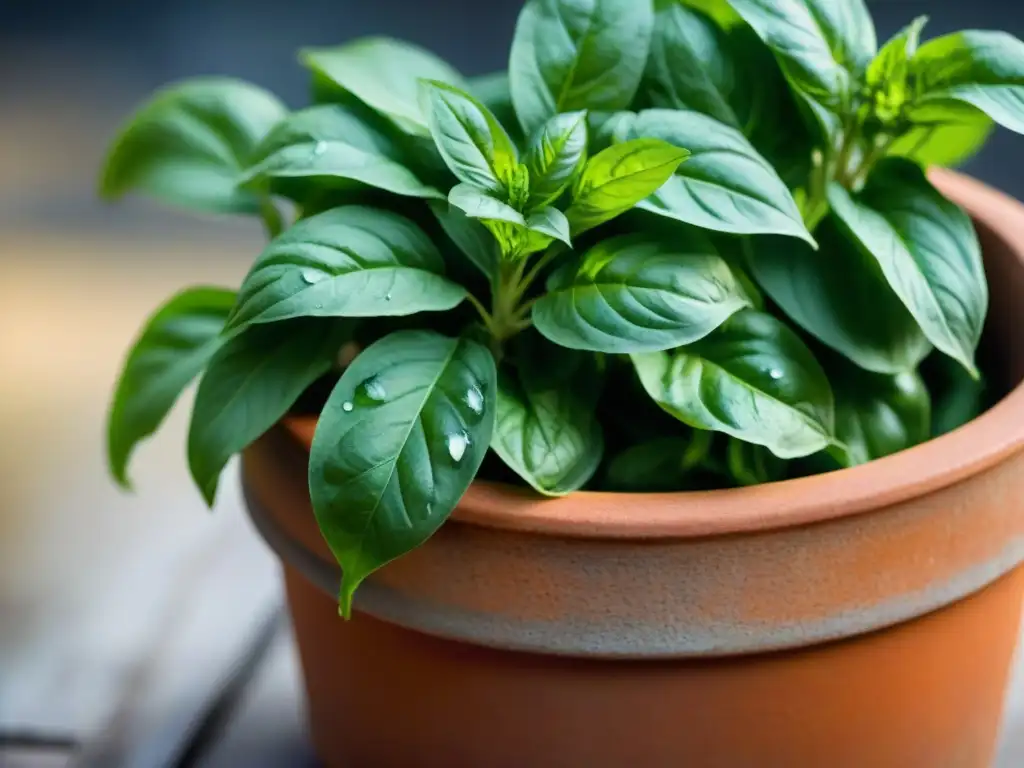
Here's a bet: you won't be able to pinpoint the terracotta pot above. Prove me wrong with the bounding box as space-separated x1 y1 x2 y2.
241 170 1024 768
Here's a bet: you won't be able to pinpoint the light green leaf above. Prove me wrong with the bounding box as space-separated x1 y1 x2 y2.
241 104 443 200
526 207 572 247
188 318 349 506
533 231 749 353
227 206 465 333
828 159 987 376
631 309 834 458
300 38 465 136
429 201 498 280
308 330 497 616
746 221 932 375
99 78 286 214
615 110 813 243
509 0 655 137
681 0 743 29
564 138 689 234
911 30 1024 135
107 287 236 488
524 110 589 207
448 184 526 226
888 99 993 167
868 16 928 89
420 80 519 195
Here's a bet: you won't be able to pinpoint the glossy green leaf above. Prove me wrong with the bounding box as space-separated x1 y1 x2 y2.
107 287 236 488
532 231 749 353
99 78 286 214
631 309 834 458
420 80 519 195
492 341 603 495
681 0 743 29
746 220 932 374
828 159 987 376
301 38 465 136
867 16 927 89
921 351 988 437
911 30 1024 135
524 111 588 207
509 0 655 137
429 201 498 280
564 138 689 234
227 206 465 333
526 207 572 247
888 99 993 167
188 318 348 506
614 110 812 243
308 330 497 616
448 184 526 226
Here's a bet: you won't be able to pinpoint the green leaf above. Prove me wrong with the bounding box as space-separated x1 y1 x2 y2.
827 357 931 468
911 30 1024 135
188 318 348 506
227 206 465 334
921 351 988 437
509 0 655 137
564 138 689 235
526 207 572 247
491 341 603 495
469 72 522 142
745 220 932 375
681 0 743 30
107 287 236 488
604 434 711 491
614 110 813 243
419 80 519 195
867 16 927 89
888 99 993 167
300 38 465 136
532 231 749 353
240 105 443 201
308 330 497 616
429 201 498 280
99 78 286 214
448 184 526 226
523 111 589 207
827 159 987 376
726 437 787 486
631 309 834 458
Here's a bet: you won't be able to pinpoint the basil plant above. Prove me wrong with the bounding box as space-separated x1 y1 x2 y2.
103 0 1023 615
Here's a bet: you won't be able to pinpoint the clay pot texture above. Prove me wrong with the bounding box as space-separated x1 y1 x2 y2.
242 171 1024 768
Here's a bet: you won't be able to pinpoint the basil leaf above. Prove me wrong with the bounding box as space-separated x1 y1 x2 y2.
526 207 572 247
308 330 497 616
615 110 812 244
587 110 637 153
532 231 749 353
726 438 787 486
509 0 654 137
631 309 834 458
746 220 932 375
492 343 603 495
107 287 236 488
99 78 286 214
681 0 742 29
604 435 709 492
921 351 988 437
524 110 588 207
868 16 927 90
911 30 1024 135
564 138 689 235
827 357 930 467
188 318 348 506
301 38 465 136
241 104 443 201
827 159 987 376
429 201 498 280
227 206 465 334
888 99 993 168
420 80 519 195
448 184 526 226
469 71 521 142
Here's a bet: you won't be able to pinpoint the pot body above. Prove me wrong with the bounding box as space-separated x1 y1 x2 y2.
240 171 1024 767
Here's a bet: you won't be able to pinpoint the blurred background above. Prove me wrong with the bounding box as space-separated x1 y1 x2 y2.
1 1 1023 765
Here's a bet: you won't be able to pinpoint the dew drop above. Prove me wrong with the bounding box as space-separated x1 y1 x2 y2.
300 268 324 285
769 368 784 381
384 292 393 301
314 303 324 310
342 401 354 412
446 431 471 464
354 375 388 406
313 140 328 156
464 385 484 418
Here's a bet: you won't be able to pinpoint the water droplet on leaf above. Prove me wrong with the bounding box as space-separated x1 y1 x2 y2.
446 431 470 464
769 368 784 380
342 401 354 412
300 268 324 285
384 292 393 301
464 385 484 417
354 375 388 406
313 140 328 156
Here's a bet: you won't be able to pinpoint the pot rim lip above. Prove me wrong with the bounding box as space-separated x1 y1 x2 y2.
281 170 1024 540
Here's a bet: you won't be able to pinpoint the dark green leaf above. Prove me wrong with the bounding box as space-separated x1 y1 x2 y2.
107 287 236 488
532 231 749 353
308 330 497 616
921 350 988 437
99 78 286 214
188 318 349 505
526 207 572 247
429 201 498 280
227 206 465 333
420 80 519 195
492 342 603 495
828 159 987 376
524 110 589 207
615 110 812 243
509 0 655 137
888 99 993 167
301 38 465 136
726 438 787 486
604 434 711 491
564 138 689 234
746 220 932 374
631 309 834 458
911 30 1024 135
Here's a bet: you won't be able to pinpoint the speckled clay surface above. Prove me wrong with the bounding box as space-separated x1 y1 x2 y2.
242 171 1024 767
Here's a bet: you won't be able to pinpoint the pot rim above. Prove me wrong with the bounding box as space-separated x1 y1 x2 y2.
283 170 1024 540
